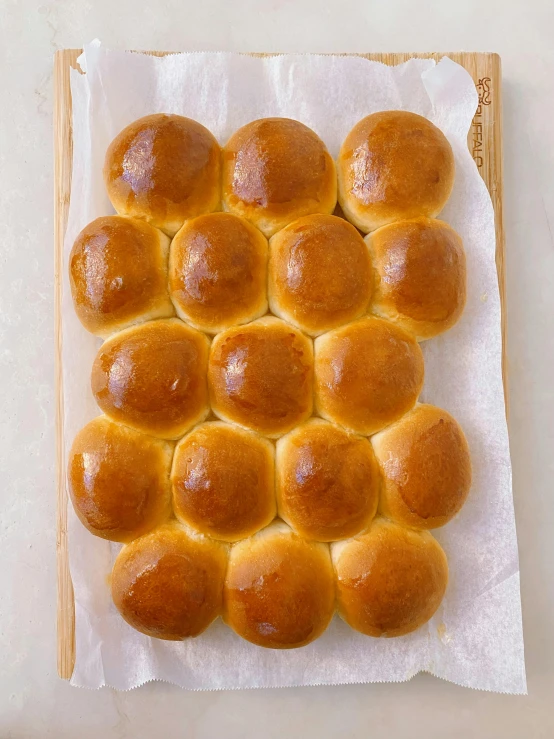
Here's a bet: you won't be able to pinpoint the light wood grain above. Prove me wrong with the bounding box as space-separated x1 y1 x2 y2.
54 49 79 680
54 49 505 680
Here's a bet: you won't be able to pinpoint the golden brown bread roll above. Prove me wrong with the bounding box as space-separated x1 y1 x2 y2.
314 316 424 436
91 318 209 440
68 415 173 542
332 517 448 637
111 521 228 640
367 217 466 340
372 404 472 529
69 215 174 338
222 118 337 237
268 214 373 336
208 317 314 438
104 114 220 236
172 421 276 541
276 419 379 541
169 212 268 334
338 111 455 233
223 521 335 648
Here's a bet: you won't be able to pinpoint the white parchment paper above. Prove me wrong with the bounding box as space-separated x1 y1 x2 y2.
62 41 526 693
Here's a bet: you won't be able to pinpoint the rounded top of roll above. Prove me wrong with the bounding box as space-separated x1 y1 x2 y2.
224 521 335 648
222 117 337 237
314 316 424 435
338 111 455 233
172 421 276 541
208 316 314 437
68 415 173 542
268 214 373 336
367 217 466 339
332 517 448 637
91 318 209 439
69 215 174 337
371 403 472 529
111 521 228 640
169 212 268 334
276 418 380 541
104 114 220 236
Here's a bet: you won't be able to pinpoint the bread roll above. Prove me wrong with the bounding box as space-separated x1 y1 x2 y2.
372 404 472 529
208 317 313 438
169 212 268 334
367 217 466 340
332 517 448 637
111 521 228 640
268 214 373 336
338 111 455 233
69 215 174 338
68 416 172 542
172 421 276 541
91 318 209 439
222 118 337 237
104 114 220 236
223 521 335 648
276 419 379 541
314 316 424 435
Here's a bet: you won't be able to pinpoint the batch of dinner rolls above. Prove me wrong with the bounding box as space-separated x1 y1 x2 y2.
68 111 471 648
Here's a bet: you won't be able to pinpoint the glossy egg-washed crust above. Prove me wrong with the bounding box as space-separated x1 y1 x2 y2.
338 111 455 233
276 419 380 542
169 212 268 334
104 114 221 237
91 318 210 440
68 415 173 542
69 215 174 338
172 422 276 542
111 521 228 640
314 316 425 435
332 517 448 637
268 214 373 336
223 521 335 648
67 113 472 646
367 217 467 340
222 118 337 237
372 404 472 529
208 317 314 438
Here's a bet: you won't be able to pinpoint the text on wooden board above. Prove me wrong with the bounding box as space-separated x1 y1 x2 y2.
472 77 492 169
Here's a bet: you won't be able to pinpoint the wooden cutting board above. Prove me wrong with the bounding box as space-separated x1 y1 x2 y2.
54 49 505 680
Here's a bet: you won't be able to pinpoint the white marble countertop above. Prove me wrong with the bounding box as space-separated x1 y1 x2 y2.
2 1 553 736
